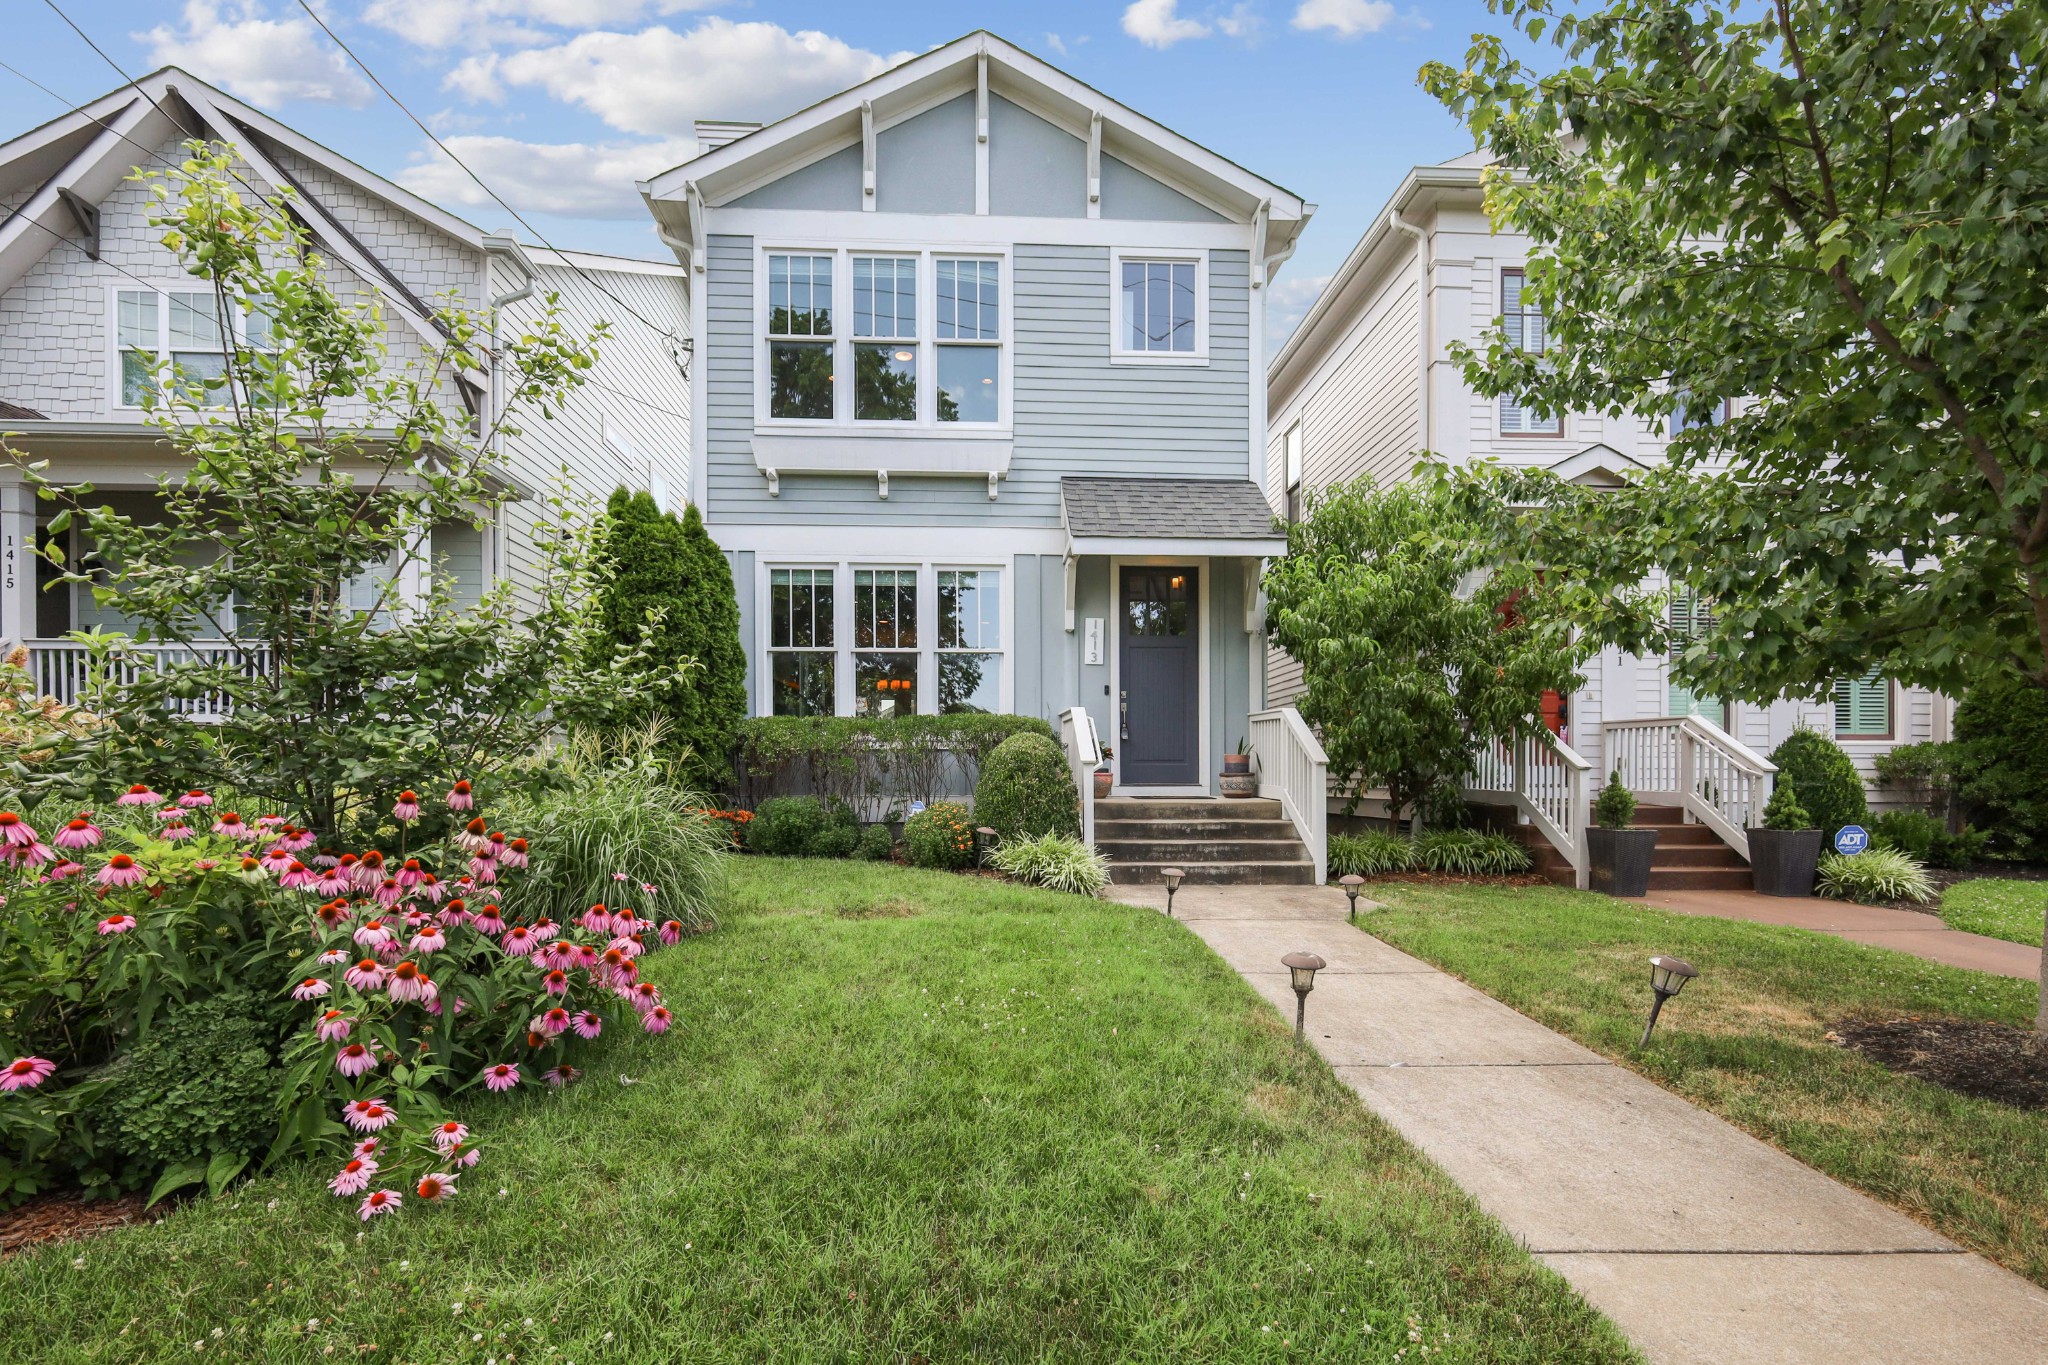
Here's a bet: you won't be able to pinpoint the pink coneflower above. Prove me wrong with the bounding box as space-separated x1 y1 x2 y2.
599 947 631 983
259 846 294 876
447 780 475 811
659 920 683 946
409 925 446 955
353 851 386 891
316 1010 352 1043
313 849 340 869
422 991 467 1018
436 902 467 931
155 807 186 823
352 1136 381 1160
314 900 351 931
354 919 393 949
580 905 613 936
414 1172 457 1203
643 1006 673 1035
396 858 425 890
374 940 404 965
392 791 421 822
212 812 249 839
97 913 138 935
335 1042 378 1078
178 790 212 809
45 859 82 882
544 1064 580 1088
611 908 639 933
53 818 101 851
451 1144 481 1169
500 926 535 957
257 815 285 831
97 853 145 888
628 981 662 1014
482 1062 521 1092
292 976 331 1001
417 874 445 905
539 940 576 970
357 1189 401 1220
571 1010 603 1041
458 818 489 854
640 882 659 897
117 784 162 807
468 858 498 886
1 1056 55 1091
343 958 387 992
317 948 349 966
159 822 195 842
314 867 353 898
538 1006 571 1037
386 961 431 1003
501 838 529 870
611 871 629 884
0 812 37 848
530 917 559 943
328 1156 377 1196
431 1120 469 1154
3 841 51 868
472 904 505 936
281 860 317 891
575 943 602 971
374 878 404 909
342 1098 395 1133
193 859 218 872
280 826 315 853
541 969 570 996
607 935 644 960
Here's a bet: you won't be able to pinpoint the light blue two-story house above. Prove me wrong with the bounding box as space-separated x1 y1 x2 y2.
640 33 1317 857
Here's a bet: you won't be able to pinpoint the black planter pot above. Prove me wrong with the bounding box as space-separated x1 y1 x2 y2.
1749 828 1822 898
1588 827 1659 897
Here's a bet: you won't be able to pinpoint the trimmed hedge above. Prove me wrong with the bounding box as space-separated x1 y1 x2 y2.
973 732 1080 841
1767 730 1868 844
735 714 1059 814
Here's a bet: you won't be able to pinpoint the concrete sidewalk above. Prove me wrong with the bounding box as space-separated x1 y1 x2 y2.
1636 888 2042 980
1113 882 2048 1365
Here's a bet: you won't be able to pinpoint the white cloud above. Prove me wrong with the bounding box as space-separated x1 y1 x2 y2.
1216 4 1265 41
398 133 697 221
1291 0 1397 38
1266 272 1332 357
361 0 723 51
1122 0 1211 49
140 1 374 107
446 19 916 137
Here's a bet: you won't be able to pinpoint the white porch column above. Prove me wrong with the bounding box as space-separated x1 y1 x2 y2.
0 480 38 645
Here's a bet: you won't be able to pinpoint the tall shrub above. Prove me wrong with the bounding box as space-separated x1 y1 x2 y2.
1767 731 1868 844
1950 675 2048 857
973 733 1080 841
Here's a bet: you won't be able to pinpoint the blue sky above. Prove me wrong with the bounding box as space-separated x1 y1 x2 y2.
1 2 1507 347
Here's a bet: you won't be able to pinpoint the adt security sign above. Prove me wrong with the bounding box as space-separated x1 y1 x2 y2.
1833 824 1870 856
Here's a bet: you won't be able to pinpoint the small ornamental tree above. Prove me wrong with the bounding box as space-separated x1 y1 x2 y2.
1761 776 1813 833
1263 476 1584 829
8 144 670 838
1593 770 1636 830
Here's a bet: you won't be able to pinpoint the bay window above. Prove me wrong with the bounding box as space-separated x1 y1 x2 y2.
853 568 918 716
762 562 1005 716
853 256 917 421
938 569 1001 713
769 567 835 715
767 254 834 420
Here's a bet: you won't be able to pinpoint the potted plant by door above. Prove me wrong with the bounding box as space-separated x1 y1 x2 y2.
1094 746 1114 800
1220 738 1258 798
1748 776 1822 897
1588 770 1659 896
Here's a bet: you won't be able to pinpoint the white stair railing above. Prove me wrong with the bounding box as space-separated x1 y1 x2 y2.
1249 705 1328 884
1601 715 1777 860
1058 706 1102 850
1464 727 1593 889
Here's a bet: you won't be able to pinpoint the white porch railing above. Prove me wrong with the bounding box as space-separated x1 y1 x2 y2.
1249 705 1329 884
1058 705 1102 849
1603 715 1776 860
1464 727 1594 889
16 639 275 722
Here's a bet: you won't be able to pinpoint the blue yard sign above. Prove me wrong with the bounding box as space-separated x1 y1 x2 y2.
1833 824 1870 856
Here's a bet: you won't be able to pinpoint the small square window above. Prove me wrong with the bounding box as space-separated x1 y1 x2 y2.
1120 260 1197 353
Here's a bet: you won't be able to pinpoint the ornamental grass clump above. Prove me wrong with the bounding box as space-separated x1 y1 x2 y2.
988 833 1110 896
1327 831 1417 877
1817 847 1935 905
0 778 695 1212
1413 829 1533 876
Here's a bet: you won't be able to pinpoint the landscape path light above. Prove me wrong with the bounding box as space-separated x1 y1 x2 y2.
1282 951 1326 1042
1338 874 1366 923
1639 954 1698 1047
975 826 997 866
1160 867 1185 917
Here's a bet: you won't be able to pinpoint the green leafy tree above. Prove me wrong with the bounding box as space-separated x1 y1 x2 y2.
589 491 745 792
1263 476 1583 829
9 143 667 836
1422 2 2048 1025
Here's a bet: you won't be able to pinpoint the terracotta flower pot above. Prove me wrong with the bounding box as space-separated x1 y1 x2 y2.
1093 769 1112 799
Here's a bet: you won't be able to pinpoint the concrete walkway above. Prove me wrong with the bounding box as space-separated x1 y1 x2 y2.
1636 888 2042 980
1113 882 2048 1365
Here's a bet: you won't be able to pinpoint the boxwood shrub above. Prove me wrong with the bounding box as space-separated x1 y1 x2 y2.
745 796 828 855
1767 730 1869 843
972 732 1080 841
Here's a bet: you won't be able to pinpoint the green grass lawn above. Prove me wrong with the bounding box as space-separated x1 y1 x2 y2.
1939 877 2048 947
1362 881 2048 1287
0 860 1632 1364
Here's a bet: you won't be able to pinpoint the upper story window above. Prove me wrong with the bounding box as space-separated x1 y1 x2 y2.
1834 669 1892 739
761 248 1005 427
116 288 246 408
1112 251 1207 362
1498 268 1562 436
1283 422 1305 523
767 254 835 420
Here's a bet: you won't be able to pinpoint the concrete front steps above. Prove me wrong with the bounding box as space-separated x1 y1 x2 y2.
1096 796 1315 886
1516 803 1753 891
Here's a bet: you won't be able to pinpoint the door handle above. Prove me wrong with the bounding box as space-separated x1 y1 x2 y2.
1120 690 1128 741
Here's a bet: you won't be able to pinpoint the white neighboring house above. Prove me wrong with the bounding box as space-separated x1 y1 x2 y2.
0 68 690 703
1265 156 1941 874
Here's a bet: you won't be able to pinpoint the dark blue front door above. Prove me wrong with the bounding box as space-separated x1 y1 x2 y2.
1119 565 1199 786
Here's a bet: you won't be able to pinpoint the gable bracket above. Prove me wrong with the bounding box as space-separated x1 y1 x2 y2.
860 100 876 211
1063 553 1078 632
1086 113 1103 219
54 188 99 262
974 52 990 217
1250 198 1270 290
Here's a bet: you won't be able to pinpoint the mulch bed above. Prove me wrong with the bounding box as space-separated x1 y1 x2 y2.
1829 1016 2048 1111
0 1190 163 1259
1364 871 1551 889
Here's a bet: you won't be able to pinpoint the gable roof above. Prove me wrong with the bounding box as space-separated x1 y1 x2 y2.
641 31 1310 262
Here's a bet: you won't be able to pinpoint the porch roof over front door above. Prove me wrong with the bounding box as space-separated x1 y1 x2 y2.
1058 476 1288 558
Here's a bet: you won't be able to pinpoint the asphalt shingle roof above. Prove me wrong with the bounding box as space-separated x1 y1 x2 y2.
1060 477 1280 540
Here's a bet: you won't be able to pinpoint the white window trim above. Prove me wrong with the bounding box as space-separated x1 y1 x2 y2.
1494 265 1563 438
107 283 266 412
753 244 1013 434
756 557 1011 718
1108 247 1209 366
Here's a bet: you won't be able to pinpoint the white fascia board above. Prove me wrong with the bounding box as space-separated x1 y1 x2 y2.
0 96 180 295
709 208 1252 252
1067 535 1287 558
712 523 1067 558
524 246 688 278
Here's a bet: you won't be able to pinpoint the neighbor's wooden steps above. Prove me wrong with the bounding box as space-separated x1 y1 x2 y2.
1516 804 1752 891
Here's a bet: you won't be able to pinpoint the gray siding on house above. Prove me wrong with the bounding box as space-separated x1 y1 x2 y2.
1100 155 1225 223
728 548 757 715
701 238 1252 527
876 95 976 215
988 95 1086 218
731 144 864 211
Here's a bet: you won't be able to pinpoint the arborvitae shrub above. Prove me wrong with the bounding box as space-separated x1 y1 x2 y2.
1767 730 1868 843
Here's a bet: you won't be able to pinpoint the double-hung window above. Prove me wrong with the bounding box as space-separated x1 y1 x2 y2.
1115 254 1202 358
767 254 834 419
937 569 1002 713
853 568 918 717
1283 422 1305 524
117 288 234 407
769 568 835 715
853 256 917 422
1499 268 1561 435
1834 670 1892 739
935 258 1000 422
